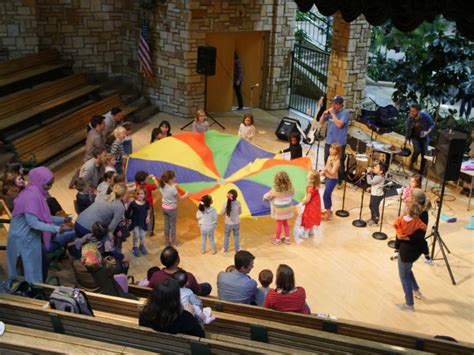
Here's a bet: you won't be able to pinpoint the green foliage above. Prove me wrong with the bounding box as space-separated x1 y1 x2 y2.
367 51 397 82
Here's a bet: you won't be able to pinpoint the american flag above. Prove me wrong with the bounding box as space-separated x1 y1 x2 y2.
139 18 153 80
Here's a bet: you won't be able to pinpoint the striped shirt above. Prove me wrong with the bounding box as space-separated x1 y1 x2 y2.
110 140 125 161
264 188 294 220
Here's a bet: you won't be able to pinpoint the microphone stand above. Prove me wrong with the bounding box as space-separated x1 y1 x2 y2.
336 178 349 217
250 85 258 113
372 188 388 240
352 174 367 227
388 191 403 248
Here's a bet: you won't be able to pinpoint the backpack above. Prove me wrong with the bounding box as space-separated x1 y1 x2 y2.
81 242 102 270
49 286 94 316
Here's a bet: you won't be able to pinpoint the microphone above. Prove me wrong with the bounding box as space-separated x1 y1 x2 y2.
250 83 259 89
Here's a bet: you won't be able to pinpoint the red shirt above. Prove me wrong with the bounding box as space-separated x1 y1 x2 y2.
135 181 157 207
264 287 309 314
148 269 201 295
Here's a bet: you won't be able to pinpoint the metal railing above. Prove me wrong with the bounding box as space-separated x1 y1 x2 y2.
295 9 332 52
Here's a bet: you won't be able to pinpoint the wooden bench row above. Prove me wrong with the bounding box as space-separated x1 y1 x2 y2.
122 284 474 355
0 49 70 91
0 323 152 355
0 73 100 131
8 94 136 164
0 295 274 355
34 284 428 354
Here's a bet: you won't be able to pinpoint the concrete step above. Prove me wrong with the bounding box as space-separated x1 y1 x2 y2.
133 104 159 123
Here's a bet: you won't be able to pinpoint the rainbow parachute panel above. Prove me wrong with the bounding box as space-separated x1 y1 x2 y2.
126 130 311 217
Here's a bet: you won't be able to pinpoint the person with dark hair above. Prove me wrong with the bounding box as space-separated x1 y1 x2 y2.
256 269 273 305
75 177 95 213
158 120 172 137
148 246 212 296
103 107 124 140
96 170 117 200
78 149 107 189
233 52 243 110
139 278 205 337
134 170 158 236
220 189 242 253
404 103 436 174
279 132 302 160
84 115 106 162
264 264 310 314
217 250 263 305
366 160 386 227
196 195 217 254
138 266 160 287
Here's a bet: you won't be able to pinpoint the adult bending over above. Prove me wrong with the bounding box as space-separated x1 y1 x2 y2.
264 264 310 314
7 167 74 284
396 188 431 312
140 278 205 337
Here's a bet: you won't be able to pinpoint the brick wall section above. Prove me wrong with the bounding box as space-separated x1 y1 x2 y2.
144 0 297 117
327 13 371 115
0 0 39 60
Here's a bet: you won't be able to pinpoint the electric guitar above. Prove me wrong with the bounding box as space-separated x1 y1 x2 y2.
304 96 325 144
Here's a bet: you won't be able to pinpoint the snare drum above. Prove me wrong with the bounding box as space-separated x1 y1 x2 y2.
346 154 369 181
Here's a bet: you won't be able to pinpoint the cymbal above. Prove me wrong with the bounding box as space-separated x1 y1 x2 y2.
348 127 371 142
366 141 384 149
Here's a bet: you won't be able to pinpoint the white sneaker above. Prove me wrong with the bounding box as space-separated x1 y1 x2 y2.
396 303 415 312
414 290 423 300
424 258 434 265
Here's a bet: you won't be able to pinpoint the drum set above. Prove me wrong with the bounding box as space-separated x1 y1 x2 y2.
345 127 406 183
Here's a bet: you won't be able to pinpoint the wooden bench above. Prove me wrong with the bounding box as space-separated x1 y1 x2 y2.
0 323 152 355
0 49 71 94
125 285 473 354
0 73 101 131
0 295 274 355
34 284 427 354
8 95 137 164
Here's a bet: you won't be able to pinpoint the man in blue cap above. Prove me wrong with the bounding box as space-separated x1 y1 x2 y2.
320 95 350 184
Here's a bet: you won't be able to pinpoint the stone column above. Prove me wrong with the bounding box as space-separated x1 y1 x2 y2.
326 12 371 115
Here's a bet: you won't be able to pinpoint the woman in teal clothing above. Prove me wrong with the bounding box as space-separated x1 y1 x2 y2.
7 167 71 284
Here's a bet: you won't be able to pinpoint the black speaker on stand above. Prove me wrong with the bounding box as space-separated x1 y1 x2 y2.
181 46 225 130
275 117 300 141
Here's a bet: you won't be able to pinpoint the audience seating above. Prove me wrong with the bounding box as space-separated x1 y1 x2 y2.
0 295 275 355
34 284 430 354
0 323 152 355
0 73 100 131
0 49 71 95
6 94 137 164
122 285 474 354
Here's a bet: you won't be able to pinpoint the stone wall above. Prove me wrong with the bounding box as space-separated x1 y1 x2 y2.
144 0 297 117
326 13 371 115
0 0 39 60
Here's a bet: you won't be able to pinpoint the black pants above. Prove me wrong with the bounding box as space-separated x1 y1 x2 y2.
369 195 384 223
233 83 243 109
410 137 428 174
324 143 346 184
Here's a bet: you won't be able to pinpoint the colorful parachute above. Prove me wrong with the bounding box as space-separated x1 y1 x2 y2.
126 130 311 217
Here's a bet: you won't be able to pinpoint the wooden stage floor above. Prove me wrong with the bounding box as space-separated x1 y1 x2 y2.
2 108 473 343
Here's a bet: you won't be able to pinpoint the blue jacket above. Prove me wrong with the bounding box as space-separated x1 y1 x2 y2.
405 111 435 142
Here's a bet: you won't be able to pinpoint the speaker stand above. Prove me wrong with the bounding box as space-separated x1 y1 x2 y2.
181 75 225 130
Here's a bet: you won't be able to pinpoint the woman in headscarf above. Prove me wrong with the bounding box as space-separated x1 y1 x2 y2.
7 167 73 284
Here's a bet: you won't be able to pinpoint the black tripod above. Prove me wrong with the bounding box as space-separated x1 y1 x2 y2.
181 75 225 130
336 178 349 217
427 179 456 285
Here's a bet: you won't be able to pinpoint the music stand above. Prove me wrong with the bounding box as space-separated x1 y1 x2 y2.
181 75 225 130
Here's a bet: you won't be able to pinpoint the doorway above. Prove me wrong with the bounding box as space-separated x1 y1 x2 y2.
206 32 265 112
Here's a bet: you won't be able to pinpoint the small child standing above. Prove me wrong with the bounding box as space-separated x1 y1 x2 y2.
197 195 218 254
192 109 209 133
263 171 295 245
110 126 127 174
75 177 95 214
321 144 341 220
279 132 303 160
126 186 150 257
174 270 215 325
238 113 256 142
366 161 386 226
391 202 433 264
159 170 189 246
220 189 242 253
135 171 158 236
402 174 422 208
300 170 322 238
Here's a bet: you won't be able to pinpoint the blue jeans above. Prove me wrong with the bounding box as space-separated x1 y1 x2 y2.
47 229 77 252
132 226 145 248
323 178 338 210
200 225 216 253
411 138 428 174
398 258 419 306
223 224 240 251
